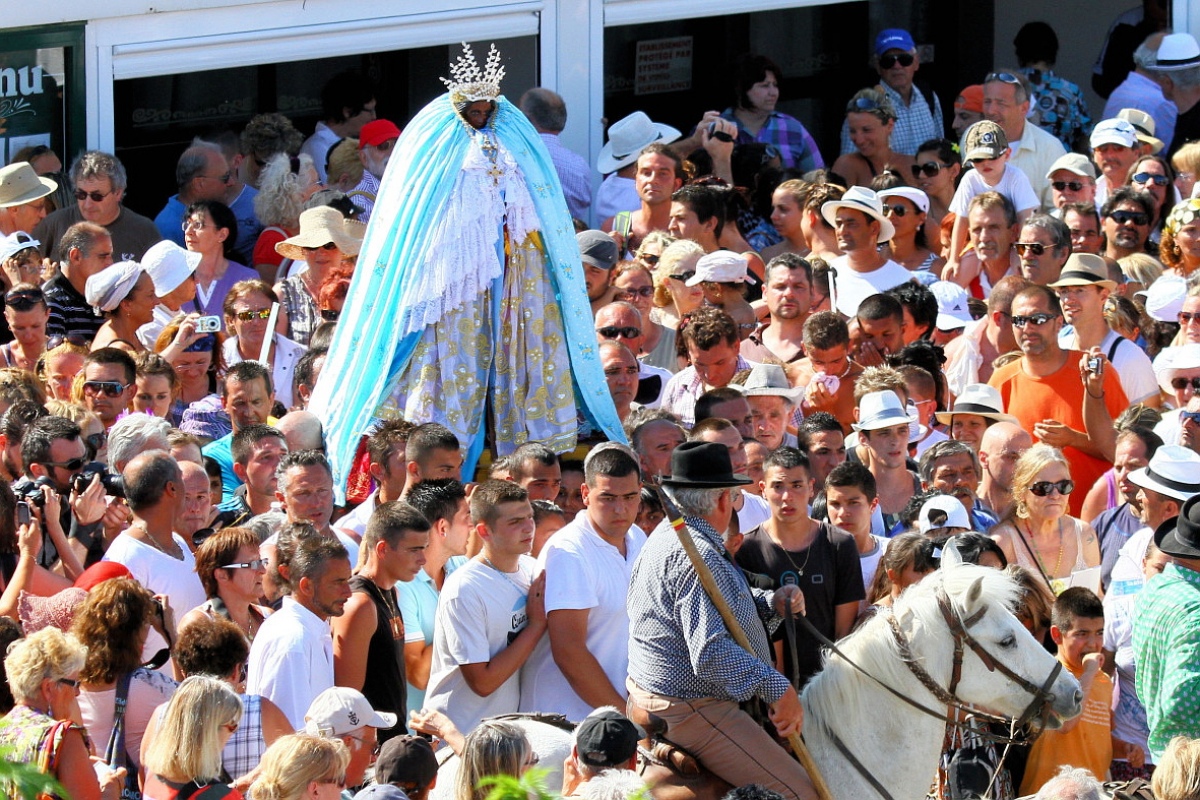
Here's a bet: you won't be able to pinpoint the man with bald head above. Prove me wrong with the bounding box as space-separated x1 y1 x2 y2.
977 421 1033 518
276 410 324 453
177 460 214 549
595 301 671 407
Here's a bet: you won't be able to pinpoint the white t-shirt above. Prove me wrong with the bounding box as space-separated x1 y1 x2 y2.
519 513 646 720
426 556 536 734
103 532 206 624
1058 328 1158 405
830 256 914 317
737 491 772 533
859 534 891 591
949 164 1041 218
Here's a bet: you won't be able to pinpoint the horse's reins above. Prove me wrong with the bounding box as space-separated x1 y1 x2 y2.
783 585 1063 800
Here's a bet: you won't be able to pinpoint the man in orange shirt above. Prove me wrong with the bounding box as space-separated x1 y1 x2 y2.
989 284 1125 516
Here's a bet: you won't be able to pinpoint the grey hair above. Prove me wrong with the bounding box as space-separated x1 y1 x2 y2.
176 143 223 191
1032 765 1103 800
253 152 314 229
1133 40 1160 70
107 414 171 471
663 485 728 517
243 511 286 542
1170 65 1200 91
71 151 128 193
918 439 982 484
578 769 649 800
1021 214 1071 252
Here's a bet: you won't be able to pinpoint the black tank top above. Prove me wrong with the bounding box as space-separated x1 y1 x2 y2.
348 574 408 742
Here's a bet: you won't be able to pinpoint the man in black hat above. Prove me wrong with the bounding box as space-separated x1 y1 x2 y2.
626 441 815 800
1132 493 1200 760
561 707 647 797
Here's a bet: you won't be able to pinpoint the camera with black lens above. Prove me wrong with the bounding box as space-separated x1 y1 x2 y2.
14 476 55 508
71 462 126 499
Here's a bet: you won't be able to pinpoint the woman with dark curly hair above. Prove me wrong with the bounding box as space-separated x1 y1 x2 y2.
1159 197 1200 279
71 577 177 774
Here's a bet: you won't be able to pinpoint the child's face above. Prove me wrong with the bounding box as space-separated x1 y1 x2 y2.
971 149 1009 185
1051 615 1104 668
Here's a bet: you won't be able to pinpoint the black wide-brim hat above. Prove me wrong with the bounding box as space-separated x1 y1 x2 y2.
660 440 752 488
1155 495 1200 559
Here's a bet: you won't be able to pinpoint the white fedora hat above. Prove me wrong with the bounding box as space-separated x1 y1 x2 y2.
1128 445 1200 502
852 390 916 432
1154 343 1200 396
0 162 57 209
597 112 682 174
935 383 1018 426
729 363 803 404
821 186 895 243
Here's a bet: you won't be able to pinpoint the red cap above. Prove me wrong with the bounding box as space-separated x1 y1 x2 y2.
358 120 401 149
954 85 984 114
74 561 133 592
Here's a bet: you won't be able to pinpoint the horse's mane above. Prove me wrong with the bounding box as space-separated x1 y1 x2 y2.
802 563 1021 733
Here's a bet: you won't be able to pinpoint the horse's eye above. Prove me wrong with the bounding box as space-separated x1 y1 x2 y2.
999 635 1017 649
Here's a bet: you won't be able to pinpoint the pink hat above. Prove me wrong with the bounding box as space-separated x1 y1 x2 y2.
18 588 88 634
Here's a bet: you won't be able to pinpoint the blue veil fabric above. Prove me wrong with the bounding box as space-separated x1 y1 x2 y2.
309 93 625 494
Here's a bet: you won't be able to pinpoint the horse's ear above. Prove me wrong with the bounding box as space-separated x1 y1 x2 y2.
964 575 986 616
940 538 964 571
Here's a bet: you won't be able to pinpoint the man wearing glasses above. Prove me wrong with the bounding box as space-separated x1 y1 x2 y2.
34 150 160 262
152 142 233 246
1045 153 1098 215
0 161 56 237
988 285 1127 517
1101 187 1157 260
983 70 1067 208
838 29 943 157
80 348 138 432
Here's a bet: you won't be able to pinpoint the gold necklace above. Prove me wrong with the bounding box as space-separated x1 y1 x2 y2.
1024 518 1064 577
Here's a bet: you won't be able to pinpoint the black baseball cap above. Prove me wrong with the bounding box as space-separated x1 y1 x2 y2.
575 709 645 768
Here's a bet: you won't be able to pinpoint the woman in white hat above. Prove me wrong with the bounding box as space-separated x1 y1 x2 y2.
272 206 360 348
86 261 156 353
879 186 944 278
989 444 1100 596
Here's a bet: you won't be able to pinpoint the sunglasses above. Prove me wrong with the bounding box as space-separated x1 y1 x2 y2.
1171 376 1200 392
1179 312 1200 324
986 71 1023 86
235 309 272 321
1015 242 1047 256
1010 313 1059 328
320 309 340 322
302 242 338 252
969 156 1000 166
5 290 44 310
911 161 950 178
1109 210 1149 226
220 559 267 570
371 139 396 153
638 253 661 265
668 272 695 283
40 456 88 472
1132 172 1170 187
1029 479 1074 497
82 380 128 398
58 678 80 689
85 432 106 459
46 334 90 350
851 97 885 112
74 189 113 202
615 286 655 299
596 326 641 339
1051 180 1086 192
879 53 915 69
882 204 908 217
1183 410 1200 426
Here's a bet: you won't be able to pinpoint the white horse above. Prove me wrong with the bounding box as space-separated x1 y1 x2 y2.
431 557 1083 800
801 556 1083 800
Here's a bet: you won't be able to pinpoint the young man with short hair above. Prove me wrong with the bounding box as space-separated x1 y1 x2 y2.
506 442 563 503
337 419 414 538
403 423 463 494
425 481 547 733
823 461 889 592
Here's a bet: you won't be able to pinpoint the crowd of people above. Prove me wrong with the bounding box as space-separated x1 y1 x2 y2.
5 15 1200 800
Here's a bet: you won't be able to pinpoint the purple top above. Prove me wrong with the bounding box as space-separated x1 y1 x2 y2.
190 261 262 326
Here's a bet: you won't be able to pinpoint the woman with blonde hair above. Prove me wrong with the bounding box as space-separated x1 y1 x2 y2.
0 627 126 800
611 258 675 369
141 675 243 800
455 720 535 800
1118 252 1164 297
652 239 705 331
1152 736 1200 800
252 153 323 281
761 178 810 261
1171 140 1200 199
988 444 1101 596
253 733 349 800
832 88 914 190
37 337 88 402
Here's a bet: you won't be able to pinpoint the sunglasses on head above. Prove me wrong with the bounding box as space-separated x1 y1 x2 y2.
235 309 272 321
911 161 949 178
879 52 915 69
302 242 338 252
1132 172 1170 187
82 380 127 398
1052 180 1086 192
986 71 1023 86
1015 242 1047 256
882 204 908 217
73 189 112 203
1010 312 1059 328
1029 479 1074 497
184 334 217 353
1109 210 1149 226
1171 376 1200 392
596 325 641 340
851 97 885 112
45 334 89 350
5 290 44 311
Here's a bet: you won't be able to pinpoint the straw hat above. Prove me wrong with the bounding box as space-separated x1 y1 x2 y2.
275 207 362 262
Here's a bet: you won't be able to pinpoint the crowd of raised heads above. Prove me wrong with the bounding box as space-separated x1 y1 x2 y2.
7 17 1200 800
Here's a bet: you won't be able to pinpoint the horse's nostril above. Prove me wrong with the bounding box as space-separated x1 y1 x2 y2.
1073 690 1083 706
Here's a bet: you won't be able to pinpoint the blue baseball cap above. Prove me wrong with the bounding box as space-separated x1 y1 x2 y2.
875 29 915 55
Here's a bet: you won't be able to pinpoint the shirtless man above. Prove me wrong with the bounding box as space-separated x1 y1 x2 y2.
792 311 863 434
602 143 685 258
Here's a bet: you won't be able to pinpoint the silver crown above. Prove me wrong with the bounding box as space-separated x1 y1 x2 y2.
440 42 506 104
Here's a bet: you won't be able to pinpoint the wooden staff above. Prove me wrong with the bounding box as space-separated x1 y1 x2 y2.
653 484 834 800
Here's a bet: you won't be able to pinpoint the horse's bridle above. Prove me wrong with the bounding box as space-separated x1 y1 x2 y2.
803 586 1064 800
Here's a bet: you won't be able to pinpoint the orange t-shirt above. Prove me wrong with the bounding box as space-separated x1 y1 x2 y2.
989 351 1127 517
1019 662 1114 794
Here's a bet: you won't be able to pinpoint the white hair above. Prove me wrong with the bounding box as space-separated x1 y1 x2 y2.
1033 766 1103 800
107 414 172 471
662 485 727 517
578 770 648 800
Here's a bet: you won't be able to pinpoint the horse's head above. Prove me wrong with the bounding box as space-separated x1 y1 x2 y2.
895 550 1083 729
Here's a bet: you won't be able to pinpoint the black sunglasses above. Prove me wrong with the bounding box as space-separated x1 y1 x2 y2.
668 271 695 283
302 242 338 252
596 326 641 339
911 161 950 178
5 290 44 310
40 456 88 472
1029 479 1074 497
1171 376 1200 392
1052 181 1086 192
73 189 112 202
1109 210 1150 226
883 204 908 217
1015 242 1047 256
320 309 341 322
1010 313 1059 328
880 53 915 69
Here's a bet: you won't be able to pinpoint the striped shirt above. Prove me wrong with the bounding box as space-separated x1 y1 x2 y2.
661 355 756 428
627 515 789 703
43 271 103 341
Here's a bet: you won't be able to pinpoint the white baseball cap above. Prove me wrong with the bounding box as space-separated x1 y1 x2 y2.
304 687 398 737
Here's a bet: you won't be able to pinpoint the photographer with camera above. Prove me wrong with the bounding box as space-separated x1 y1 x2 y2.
17 415 115 575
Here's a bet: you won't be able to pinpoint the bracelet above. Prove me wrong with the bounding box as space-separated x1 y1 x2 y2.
1086 387 1105 399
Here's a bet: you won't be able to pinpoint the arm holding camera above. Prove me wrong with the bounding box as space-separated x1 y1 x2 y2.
1079 347 1119 462
38 485 85 581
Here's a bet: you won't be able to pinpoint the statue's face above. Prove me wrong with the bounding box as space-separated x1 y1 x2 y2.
462 100 494 129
